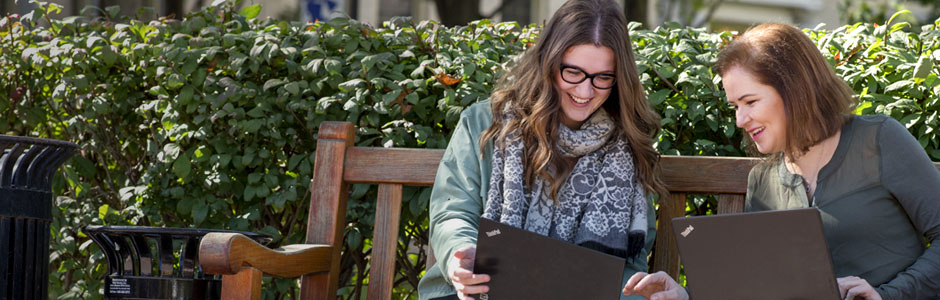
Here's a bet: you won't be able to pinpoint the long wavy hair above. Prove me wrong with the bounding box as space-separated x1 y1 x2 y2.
714 23 856 161
480 0 668 199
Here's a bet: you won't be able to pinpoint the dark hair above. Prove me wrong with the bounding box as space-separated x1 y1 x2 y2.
480 0 667 198
715 23 856 159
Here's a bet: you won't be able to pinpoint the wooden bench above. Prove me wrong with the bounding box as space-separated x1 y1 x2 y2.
198 121 940 300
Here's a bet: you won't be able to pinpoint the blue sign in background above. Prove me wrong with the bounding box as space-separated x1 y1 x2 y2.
305 0 344 21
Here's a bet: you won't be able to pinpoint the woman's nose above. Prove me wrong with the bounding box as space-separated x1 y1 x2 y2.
735 108 749 128
575 80 595 97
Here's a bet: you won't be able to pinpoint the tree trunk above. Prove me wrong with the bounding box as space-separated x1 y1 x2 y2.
624 0 648 28
435 0 482 26
163 0 184 18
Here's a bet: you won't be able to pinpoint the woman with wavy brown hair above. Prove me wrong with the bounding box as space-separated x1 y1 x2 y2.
417 0 667 299
624 23 940 300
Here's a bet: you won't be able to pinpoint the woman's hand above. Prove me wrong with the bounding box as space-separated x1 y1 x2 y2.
622 271 689 300
837 276 882 300
448 246 490 300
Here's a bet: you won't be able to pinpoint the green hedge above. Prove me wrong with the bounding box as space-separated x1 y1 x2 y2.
1 1 937 298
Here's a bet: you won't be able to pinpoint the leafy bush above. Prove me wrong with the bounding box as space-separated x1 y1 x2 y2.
1 1 937 298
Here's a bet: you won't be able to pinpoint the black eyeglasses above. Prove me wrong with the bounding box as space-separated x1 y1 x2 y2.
560 64 616 89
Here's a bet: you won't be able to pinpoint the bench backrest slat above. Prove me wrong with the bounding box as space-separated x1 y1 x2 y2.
344 147 443 185
660 156 760 194
301 122 355 300
369 183 404 300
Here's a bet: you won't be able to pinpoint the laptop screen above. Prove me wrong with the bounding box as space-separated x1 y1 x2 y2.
671 208 840 300
471 218 626 300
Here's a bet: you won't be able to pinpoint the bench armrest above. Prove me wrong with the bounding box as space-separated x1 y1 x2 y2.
199 232 333 278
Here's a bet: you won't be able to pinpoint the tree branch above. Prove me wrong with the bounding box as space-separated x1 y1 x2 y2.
692 0 726 28
482 0 517 19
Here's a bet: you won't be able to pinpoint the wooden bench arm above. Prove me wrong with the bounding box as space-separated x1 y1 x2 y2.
199 232 333 278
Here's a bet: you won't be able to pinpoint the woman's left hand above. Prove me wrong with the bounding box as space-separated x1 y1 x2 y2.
837 276 882 300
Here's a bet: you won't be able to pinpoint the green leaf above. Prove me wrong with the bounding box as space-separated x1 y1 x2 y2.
176 197 194 215
167 74 185 90
854 101 873 115
325 58 343 74
648 89 671 106
350 184 370 199
239 4 262 20
288 154 305 170
285 81 302 95
193 199 208 224
885 10 911 29
884 80 912 93
264 79 286 91
913 55 934 80
219 154 232 167
105 5 120 19
164 143 182 160
98 204 110 220
248 172 262 184
264 174 278 187
242 119 263 133
72 156 97 179
173 153 192 179
929 149 940 160
258 226 281 240
179 85 195 103
247 106 266 118
347 228 362 248
410 188 432 216
339 79 366 91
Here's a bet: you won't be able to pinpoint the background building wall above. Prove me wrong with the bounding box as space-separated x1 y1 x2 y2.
1 0 931 33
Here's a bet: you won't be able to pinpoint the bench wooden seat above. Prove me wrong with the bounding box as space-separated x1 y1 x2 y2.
199 121 940 300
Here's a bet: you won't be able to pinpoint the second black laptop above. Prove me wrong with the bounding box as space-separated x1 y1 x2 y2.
671 208 841 300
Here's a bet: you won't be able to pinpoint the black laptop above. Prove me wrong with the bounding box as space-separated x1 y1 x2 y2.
671 208 841 300
471 218 626 300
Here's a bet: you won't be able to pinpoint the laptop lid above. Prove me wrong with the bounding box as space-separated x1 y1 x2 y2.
471 218 626 300
671 208 840 300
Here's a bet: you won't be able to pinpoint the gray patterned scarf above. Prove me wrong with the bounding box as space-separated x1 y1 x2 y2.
482 109 648 260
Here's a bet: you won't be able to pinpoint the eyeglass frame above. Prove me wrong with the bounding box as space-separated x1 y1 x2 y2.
559 64 617 89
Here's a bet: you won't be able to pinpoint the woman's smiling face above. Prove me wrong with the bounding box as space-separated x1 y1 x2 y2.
723 66 788 154
555 44 616 129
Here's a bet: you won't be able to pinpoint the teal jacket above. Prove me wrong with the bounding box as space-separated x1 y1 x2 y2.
417 101 657 300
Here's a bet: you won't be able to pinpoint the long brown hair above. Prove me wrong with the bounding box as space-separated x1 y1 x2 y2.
714 23 856 160
480 0 667 198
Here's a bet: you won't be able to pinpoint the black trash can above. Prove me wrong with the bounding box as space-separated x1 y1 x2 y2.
83 226 272 300
0 135 78 300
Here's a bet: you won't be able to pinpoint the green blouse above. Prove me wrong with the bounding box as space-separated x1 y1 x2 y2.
745 114 940 300
417 101 657 300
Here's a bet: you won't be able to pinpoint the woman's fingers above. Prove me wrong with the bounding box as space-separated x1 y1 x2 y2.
649 289 681 300
457 282 491 295
837 276 880 300
449 247 490 300
837 276 863 298
623 272 688 300
452 272 491 286
632 271 668 293
623 271 650 294
623 271 671 297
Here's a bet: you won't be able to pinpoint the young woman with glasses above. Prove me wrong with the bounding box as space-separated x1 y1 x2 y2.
416 0 668 299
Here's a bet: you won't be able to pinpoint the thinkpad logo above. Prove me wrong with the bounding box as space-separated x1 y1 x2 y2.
485 229 501 237
680 225 694 237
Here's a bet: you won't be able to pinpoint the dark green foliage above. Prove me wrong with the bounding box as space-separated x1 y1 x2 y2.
1 1 937 299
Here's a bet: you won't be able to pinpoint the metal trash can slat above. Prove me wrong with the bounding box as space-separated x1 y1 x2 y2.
1 135 78 300
84 226 271 299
